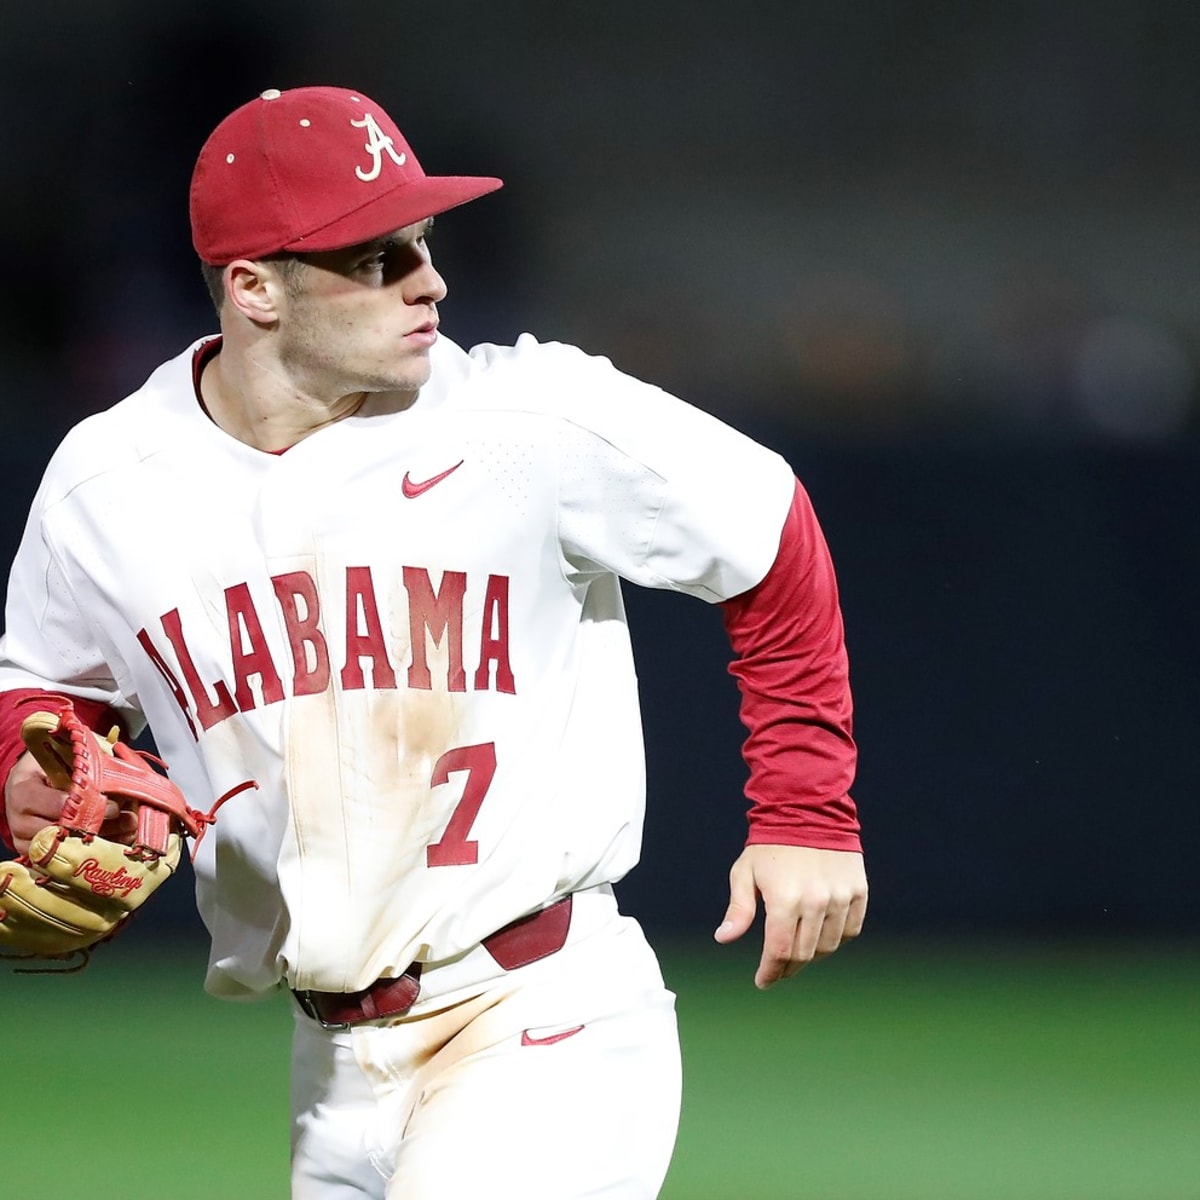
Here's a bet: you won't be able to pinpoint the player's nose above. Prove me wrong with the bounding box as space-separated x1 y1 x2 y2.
407 259 447 306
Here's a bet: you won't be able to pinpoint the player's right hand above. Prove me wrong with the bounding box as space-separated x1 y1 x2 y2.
4 751 135 855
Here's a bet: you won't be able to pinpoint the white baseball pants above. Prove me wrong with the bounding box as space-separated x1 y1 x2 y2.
290 907 681 1199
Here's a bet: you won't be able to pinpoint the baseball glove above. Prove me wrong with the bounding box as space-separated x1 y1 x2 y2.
0 702 240 967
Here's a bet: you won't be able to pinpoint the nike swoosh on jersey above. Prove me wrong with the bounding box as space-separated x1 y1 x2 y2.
401 460 464 498
520 1024 586 1047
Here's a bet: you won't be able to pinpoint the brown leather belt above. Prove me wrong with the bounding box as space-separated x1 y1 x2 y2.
293 894 574 1029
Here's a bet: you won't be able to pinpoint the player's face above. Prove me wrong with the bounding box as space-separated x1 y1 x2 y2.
275 219 446 401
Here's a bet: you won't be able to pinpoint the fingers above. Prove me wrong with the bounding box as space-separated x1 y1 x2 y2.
715 846 869 989
844 887 869 942
756 887 857 989
720 854 864 984
758 889 842 987
5 753 68 854
5 748 139 855
100 809 139 845
713 857 758 944
752 848 869 989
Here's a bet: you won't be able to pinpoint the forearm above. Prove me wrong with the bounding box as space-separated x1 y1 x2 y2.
720 478 861 852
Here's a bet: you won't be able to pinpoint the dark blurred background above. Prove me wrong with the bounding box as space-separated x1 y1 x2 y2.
2 0 1198 945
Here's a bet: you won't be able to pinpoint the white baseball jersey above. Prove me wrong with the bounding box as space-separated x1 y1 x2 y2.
0 333 794 998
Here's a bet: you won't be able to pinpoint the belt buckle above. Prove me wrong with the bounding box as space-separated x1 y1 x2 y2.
293 989 350 1031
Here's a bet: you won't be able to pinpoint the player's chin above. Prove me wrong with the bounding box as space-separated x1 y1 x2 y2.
391 355 434 391
359 360 431 395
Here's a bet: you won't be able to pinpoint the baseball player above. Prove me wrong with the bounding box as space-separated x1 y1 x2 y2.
0 86 867 1198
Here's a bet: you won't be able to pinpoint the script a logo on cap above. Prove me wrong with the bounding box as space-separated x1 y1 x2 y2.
352 112 407 182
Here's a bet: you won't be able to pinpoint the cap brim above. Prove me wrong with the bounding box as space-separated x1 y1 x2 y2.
279 175 503 255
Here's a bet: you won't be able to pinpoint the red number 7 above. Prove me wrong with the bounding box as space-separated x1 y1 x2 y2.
425 742 497 867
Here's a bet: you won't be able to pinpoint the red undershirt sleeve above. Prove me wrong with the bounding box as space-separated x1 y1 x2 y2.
719 478 862 852
0 689 127 851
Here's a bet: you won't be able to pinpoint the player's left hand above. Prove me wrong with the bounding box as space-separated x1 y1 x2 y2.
713 844 868 989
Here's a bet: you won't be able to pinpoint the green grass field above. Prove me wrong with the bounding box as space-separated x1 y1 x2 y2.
3 935 1197 1198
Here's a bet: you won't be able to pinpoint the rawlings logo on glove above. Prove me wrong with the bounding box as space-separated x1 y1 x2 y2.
72 858 145 898
0 702 254 968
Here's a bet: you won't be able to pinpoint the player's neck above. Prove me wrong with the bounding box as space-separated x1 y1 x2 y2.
199 343 369 453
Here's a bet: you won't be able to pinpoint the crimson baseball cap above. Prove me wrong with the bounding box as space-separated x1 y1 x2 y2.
190 86 503 265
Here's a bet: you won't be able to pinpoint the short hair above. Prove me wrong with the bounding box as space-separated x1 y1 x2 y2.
199 261 225 313
198 255 309 316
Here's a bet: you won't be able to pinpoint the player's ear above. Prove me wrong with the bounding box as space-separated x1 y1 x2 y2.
224 260 287 326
